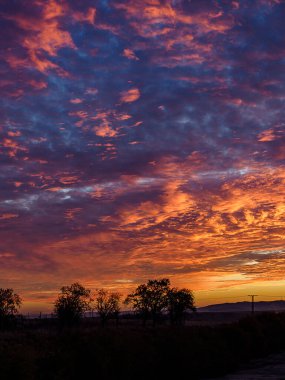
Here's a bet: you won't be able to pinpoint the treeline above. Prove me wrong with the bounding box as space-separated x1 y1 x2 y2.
0 278 195 328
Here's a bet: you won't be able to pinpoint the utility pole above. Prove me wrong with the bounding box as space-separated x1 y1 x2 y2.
248 295 258 314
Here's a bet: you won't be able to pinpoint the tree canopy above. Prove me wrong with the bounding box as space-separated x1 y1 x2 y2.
168 288 196 324
94 289 121 326
125 279 195 325
54 282 92 325
0 288 22 318
125 278 171 325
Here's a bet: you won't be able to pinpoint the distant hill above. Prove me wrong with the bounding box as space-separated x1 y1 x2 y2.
198 300 285 312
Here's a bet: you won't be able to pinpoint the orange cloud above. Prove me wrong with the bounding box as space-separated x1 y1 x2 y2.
0 214 19 220
120 88 140 103
123 48 139 60
115 1 233 68
93 123 118 137
59 176 79 185
5 0 76 74
116 114 132 121
7 131 21 137
258 128 276 142
1 157 284 311
1 138 29 158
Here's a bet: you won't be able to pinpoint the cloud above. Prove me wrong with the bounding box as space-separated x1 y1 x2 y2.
70 98 83 104
2 0 94 75
0 0 285 310
123 48 139 60
115 0 233 68
120 88 140 103
72 7 96 25
93 123 118 138
0 213 19 220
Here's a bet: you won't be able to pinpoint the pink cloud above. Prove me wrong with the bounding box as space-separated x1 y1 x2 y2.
70 98 83 104
0 214 19 220
72 8 96 25
120 88 140 103
123 48 139 60
29 80 48 90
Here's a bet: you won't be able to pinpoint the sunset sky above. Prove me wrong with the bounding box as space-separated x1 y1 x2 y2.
0 0 285 312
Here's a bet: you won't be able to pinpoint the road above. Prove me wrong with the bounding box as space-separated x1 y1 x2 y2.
215 352 285 379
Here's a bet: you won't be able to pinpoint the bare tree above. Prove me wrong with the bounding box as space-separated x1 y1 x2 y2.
54 282 92 326
125 279 170 326
94 289 121 326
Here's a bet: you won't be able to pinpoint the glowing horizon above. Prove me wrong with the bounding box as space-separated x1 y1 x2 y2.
0 0 284 312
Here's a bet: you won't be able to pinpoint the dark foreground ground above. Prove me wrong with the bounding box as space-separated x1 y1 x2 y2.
215 351 285 379
1 313 285 379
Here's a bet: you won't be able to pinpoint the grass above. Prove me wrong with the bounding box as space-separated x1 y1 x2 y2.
1 313 285 379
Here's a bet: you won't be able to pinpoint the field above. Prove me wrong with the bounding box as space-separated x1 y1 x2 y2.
1 312 285 379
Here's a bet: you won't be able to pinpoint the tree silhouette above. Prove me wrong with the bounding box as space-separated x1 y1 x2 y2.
0 288 22 328
125 279 171 326
94 289 121 326
168 288 196 325
54 282 92 326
